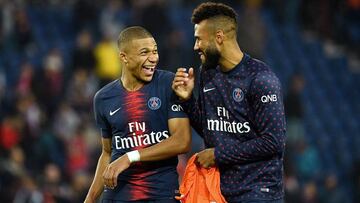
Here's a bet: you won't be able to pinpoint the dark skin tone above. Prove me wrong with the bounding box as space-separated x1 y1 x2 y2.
85 37 191 203
172 19 243 168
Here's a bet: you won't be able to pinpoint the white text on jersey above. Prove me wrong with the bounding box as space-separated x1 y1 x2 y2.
207 107 250 134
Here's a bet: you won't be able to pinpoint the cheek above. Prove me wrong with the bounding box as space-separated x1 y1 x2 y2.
199 41 208 51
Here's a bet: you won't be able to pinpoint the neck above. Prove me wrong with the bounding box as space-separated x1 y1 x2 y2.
120 73 144 91
218 41 243 72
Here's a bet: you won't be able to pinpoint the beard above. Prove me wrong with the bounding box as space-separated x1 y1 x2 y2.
202 43 220 70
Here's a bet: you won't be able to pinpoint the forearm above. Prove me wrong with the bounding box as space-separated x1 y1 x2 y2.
215 131 285 166
85 152 110 201
181 95 203 136
139 133 190 161
138 118 191 161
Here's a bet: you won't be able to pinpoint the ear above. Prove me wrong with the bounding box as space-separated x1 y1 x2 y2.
119 52 128 64
215 30 225 45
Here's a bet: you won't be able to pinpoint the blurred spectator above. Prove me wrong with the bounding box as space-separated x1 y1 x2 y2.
94 32 121 87
53 102 81 141
72 30 96 73
66 126 90 177
16 62 34 97
0 114 22 151
65 68 98 114
319 174 348 203
284 172 301 203
40 163 72 203
301 181 319 203
15 93 42 142
2 146 26 177
0 147 23 202
0 67 5 119
285 73 305 146
13 176 43 203
33 124 67 172
13 8 34 52
37 48 65 117
237 0 267 59
295 140 322 182
0 0 16 48
99 0 125 41
70 172 90 203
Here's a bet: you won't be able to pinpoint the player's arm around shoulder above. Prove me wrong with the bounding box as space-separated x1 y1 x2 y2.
84 138 112 203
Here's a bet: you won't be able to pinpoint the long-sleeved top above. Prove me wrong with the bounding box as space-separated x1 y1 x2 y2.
181 53 286 202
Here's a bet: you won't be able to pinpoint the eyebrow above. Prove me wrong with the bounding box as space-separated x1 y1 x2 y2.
138 45 157 52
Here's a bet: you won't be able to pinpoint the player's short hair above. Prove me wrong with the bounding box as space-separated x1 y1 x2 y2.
117 26 153 50
191 2 238 36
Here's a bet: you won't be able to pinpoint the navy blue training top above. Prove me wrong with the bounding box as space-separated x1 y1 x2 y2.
182 54 286 202
93 70 187 201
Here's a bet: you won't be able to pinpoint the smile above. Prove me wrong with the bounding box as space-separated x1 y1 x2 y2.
142 65 155 75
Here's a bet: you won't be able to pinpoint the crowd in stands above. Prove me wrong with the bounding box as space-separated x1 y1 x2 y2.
0 0 359 202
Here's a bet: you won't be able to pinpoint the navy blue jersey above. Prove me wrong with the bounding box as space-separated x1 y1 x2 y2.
182 54 286 202
93 70 187 201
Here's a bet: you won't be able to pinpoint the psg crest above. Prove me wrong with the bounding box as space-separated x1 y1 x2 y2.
148 97 161 110
233 88 244 102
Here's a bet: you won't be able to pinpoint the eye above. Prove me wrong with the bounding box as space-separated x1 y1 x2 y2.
153 50 158 54
140 51 148 56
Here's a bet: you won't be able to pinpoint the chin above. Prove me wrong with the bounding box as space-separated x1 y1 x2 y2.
142 76 153 83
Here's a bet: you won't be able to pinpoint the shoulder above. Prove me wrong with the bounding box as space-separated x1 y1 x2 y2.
246 58 281 91
153 69 175 85
246 56 272 74
94 79 120 102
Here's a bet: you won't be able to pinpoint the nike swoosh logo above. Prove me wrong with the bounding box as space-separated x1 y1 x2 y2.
203 87 216 93
109 107 121 116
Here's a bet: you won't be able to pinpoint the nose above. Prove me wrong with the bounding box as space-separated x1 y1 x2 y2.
148 52 159 63
194 40 199 51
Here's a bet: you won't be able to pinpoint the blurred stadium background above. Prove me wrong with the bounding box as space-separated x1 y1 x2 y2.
0 0 359 202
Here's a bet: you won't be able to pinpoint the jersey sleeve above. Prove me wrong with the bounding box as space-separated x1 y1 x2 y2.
180 94 203 137
215 71 286 165
93 91 112 138
166 75 188 119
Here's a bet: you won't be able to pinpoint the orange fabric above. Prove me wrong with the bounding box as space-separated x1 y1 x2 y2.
175 155 227 203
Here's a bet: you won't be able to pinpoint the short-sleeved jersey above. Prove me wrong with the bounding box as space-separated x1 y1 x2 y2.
182 54 286 202
93 70 187 201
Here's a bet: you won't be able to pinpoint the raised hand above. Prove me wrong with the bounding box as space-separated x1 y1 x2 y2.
172 68 195 101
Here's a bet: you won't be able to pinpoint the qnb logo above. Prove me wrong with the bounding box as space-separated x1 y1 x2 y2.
261 94 277 103
171 104 183 112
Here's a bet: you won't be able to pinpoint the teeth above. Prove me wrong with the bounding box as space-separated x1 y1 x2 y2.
143 66 155 71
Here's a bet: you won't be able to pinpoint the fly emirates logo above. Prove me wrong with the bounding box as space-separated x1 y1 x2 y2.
114 122 169 149
207 107 250 134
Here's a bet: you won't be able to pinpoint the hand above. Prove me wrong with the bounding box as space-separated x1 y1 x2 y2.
102 155 131 188
196 148 215 168
172 68 195 101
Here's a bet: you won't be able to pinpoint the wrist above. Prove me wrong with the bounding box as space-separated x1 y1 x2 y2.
126 150 140 163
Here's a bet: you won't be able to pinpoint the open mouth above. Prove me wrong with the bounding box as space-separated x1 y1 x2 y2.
198 52 205 60
142 65 155 75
